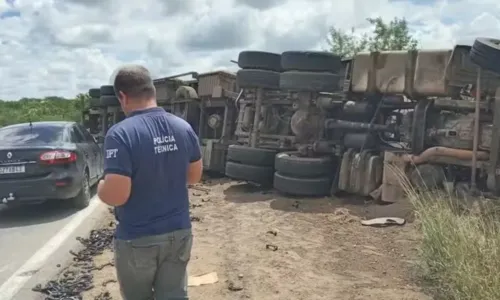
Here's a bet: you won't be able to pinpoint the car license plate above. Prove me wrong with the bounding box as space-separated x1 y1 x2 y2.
0 165 25 174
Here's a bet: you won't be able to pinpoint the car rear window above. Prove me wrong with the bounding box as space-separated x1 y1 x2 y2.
0 124 65 145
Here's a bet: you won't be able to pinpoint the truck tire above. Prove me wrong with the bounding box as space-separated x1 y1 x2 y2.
470 38 500 74
237 69 280 89
227 145 277 167
89 98 102 108
275 152 334 178
281 51 342 73
100 95 120 106
88 88 101 98
238 51 282 72
100 85 115 96
176 86 198 99
280 71 341 92
273 172 332 196
225 161 274 186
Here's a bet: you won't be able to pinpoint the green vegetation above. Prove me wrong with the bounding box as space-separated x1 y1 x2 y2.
404 183 500 300
0 94 89 127
327 17 419 58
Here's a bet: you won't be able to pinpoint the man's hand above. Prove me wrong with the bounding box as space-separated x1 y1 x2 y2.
97 174 131 207
97 179 105 194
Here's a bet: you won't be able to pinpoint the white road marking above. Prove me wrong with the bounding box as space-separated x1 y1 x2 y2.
0 197 103 300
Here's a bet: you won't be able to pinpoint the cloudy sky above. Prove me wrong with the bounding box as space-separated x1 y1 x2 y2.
0 0 499 100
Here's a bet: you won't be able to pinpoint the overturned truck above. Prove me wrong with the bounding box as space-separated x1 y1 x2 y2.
82 70 238 173
226 38 500 201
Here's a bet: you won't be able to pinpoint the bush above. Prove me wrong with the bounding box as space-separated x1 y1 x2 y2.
400 172 500 300
0 94 89 127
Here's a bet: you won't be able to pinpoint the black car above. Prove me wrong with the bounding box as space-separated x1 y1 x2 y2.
0 121 103 209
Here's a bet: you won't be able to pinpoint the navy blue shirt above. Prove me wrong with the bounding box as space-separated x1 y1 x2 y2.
103 107 201 240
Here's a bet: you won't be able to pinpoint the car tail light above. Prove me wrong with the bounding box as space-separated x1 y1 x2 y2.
40 150 77 165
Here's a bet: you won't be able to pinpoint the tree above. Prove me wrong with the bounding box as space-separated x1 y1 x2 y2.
0 94 91 127
327 17 419 58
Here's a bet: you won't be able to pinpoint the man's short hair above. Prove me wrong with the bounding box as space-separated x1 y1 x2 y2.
113 65 156 100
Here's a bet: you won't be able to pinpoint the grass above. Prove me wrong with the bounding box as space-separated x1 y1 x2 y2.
397 169 500 300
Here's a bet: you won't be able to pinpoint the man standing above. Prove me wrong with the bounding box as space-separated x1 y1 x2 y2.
97 65 203 300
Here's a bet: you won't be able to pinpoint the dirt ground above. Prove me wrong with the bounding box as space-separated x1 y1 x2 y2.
83 177 431 300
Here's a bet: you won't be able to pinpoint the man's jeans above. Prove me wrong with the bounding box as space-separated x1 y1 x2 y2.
114 228 193 300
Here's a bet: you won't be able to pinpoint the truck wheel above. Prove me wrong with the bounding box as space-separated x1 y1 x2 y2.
225 162 274 186
275 152 335 178
238 51 282 72
71 172 91 209
273 172 332 196
100 95 120 106
280 71 342 92
100 85 115 96
175 86 198 99
89 98 103 108
88 88 101 98
237 69 280 89
281 51 342 73
227 145 277 167
470 38 500 74
409 164 445 190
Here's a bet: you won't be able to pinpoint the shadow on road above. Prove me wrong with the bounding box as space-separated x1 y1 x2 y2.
270 192 415 220
224 183 274 203
0 188 98 229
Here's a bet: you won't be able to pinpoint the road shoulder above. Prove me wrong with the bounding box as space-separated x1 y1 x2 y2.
11 199 108 300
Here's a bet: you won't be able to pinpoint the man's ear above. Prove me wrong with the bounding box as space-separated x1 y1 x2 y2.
118 90 125 101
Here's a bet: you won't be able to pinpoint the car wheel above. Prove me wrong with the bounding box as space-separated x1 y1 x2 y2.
72 172 91 209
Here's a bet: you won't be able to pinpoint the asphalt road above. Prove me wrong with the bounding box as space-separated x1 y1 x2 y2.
0 202 84 281
0 191 106 300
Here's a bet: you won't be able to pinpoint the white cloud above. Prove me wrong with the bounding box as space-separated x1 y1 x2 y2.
0 0 499 100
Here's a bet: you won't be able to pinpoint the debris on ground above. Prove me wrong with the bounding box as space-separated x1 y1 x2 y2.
94 291 112 300
227 280 244 291
361 217 406 227
189 185 211 193
188 272 219 287
191 216 201 222
266 229 278 236
32 228 114 300
40 178 429 300
265 244 278 251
